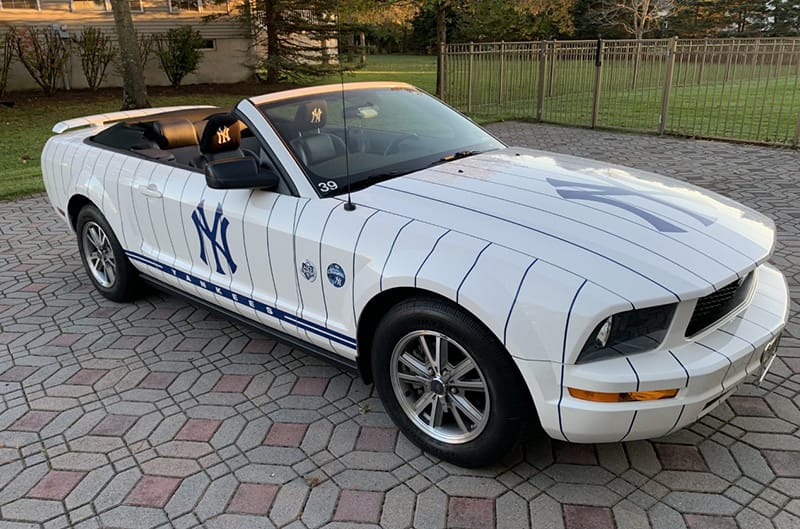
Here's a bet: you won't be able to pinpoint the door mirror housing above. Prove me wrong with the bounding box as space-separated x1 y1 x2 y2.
204 158 279 190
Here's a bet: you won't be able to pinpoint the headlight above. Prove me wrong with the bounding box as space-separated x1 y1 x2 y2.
577 303 677 363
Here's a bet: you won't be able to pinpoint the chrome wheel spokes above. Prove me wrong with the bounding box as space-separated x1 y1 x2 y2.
390 331 490 444
82 222 116 288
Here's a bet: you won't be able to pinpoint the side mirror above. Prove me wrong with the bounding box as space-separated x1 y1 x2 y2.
205 158 279 190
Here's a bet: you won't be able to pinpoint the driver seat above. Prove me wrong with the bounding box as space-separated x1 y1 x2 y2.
289 100 346 166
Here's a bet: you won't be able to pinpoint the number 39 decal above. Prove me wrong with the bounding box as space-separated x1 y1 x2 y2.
317 181 338 192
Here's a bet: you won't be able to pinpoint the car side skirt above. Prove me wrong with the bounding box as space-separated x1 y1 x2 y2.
139 274 361 375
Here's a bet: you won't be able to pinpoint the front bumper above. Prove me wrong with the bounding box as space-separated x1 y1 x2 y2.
518 263 790 443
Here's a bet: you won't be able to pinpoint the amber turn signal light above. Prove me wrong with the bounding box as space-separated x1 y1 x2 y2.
568 387 679 403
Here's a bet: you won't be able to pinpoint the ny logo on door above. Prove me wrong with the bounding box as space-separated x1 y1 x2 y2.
547 178 715 233
191 200 238 275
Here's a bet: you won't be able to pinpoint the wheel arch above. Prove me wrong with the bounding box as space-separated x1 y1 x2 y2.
67 194 95 231
355 287 525 390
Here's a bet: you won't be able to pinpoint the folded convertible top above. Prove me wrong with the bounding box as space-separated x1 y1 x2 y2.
52 105 217 134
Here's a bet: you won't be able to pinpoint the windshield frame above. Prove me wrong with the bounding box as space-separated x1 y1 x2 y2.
251 83 506 198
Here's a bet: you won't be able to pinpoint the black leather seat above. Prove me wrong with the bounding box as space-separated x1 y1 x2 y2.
145 118 199 149
141 118 199 164
289 100 346 167
191 113 245 169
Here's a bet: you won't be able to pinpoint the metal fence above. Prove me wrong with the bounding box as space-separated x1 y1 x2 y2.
442 38 800 146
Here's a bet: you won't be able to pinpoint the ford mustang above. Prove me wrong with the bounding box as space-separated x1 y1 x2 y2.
41 82 789 467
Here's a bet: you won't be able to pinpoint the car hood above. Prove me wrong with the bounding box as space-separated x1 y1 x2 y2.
351 147 775 306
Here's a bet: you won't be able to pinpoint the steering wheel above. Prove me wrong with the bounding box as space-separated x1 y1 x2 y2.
383 134 419 156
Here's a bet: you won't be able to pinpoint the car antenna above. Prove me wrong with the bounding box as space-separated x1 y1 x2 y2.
337 2 355 211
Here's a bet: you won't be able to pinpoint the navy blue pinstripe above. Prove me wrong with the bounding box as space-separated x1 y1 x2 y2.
379 219 415 292
620 411 639 442
456 243 492 303
400 173 722 287
292 199 313 342
446 157 760 266
413 229 451 287
343 193 627 306
350 210 381 327
375 183 681 302
265 194 282 318
626 357 641 392
125 250 357 348
557 279 588 442
317 201 344 347
668 351 691 388
666 405 686 435
717 327 761 375
503 259 539 345
695 341 732 392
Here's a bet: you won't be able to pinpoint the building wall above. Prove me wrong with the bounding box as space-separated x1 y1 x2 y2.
0 2 253 91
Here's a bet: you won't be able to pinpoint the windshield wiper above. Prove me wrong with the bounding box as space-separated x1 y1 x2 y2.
426 150 485 169
439 150 484 162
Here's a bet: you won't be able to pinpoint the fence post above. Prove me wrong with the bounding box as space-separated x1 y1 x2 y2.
631 39 643 90
749 38 761 81
698 38 708 85
537 41 547 121
467 42 474 113
438 42 447 101
591 38 604 128
499 41 505 106
547 41 556 96
724 38 734 83
658 37 679 135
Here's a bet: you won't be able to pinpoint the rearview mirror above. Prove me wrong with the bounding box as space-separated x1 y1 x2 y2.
205 158 279 190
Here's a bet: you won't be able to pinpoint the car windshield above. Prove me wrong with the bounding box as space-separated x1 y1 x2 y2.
256 86 504 196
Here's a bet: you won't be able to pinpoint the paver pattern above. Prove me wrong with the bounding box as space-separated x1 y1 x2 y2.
0 122 798 529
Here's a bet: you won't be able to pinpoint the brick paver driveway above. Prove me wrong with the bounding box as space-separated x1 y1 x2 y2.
1 122 798 529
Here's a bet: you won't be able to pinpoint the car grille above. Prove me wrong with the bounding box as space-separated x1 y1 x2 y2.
686 271 754 337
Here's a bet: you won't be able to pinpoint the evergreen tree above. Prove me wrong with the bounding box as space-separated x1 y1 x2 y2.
244 0 358 83
769 0 800 35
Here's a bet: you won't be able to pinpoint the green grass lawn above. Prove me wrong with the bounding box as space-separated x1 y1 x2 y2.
445 54 800 144
0 55 437 201
2 52 795 201
0 89 259 200
318 54 437 93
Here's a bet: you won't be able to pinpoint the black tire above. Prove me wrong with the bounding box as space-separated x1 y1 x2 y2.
76 204 140 302
371 297 528 467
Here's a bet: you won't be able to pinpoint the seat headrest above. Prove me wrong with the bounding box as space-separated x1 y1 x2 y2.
294 100 328 131
147 118 198 149
199 113 241 155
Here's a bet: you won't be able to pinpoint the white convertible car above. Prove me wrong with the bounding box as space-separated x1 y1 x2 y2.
42 82 789 466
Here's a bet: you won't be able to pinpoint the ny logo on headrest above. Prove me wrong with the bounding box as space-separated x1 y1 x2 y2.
310 108 323 124
216 126 231 144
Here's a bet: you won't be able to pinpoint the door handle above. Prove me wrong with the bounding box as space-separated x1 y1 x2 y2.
137 183 163 199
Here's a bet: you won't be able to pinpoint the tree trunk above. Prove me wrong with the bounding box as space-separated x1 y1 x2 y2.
109 0 149 109
435 0 449 97
265 0 280 84
359 31 366 64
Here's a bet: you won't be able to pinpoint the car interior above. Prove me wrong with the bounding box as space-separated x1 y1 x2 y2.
90 106 294 192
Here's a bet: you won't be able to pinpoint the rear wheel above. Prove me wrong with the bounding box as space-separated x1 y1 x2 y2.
371 297 528 467
76 205 140 302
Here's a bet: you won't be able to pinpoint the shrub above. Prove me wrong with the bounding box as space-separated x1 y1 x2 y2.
74 27 115 90
154 26 204 88
14 26 70 94
111 32 155 81
1 30 14 98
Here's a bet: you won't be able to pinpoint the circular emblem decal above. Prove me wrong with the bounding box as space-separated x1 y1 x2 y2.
326 263 346 288
300 260 316 282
